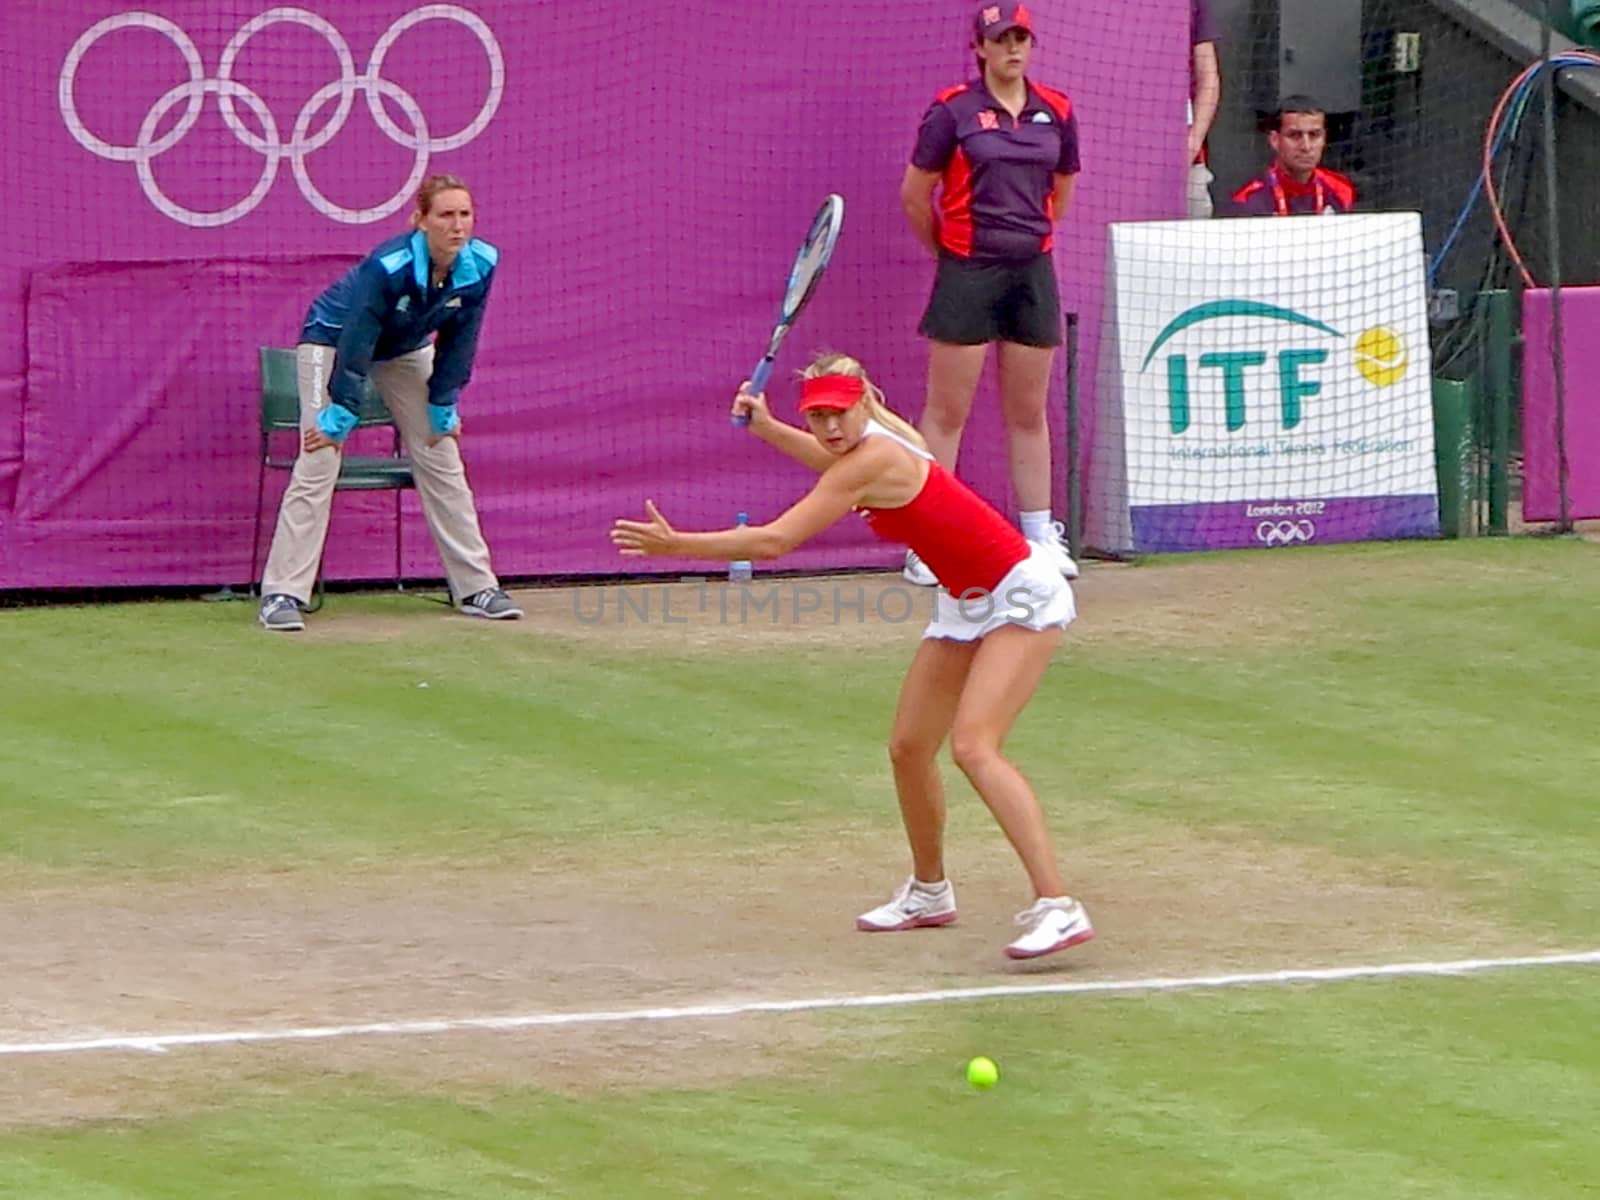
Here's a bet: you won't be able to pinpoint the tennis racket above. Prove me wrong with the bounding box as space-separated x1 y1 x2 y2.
733 192 845 425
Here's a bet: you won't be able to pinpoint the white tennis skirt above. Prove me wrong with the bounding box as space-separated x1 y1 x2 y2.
924 544 1077 642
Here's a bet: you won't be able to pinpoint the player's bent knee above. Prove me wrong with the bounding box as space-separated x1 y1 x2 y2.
948 732 1002 777
888 733 940 769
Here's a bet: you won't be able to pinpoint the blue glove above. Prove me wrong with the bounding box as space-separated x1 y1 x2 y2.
428 402 460 438
315 403 359 442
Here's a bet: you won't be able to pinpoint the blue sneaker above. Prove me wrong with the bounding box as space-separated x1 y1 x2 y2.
459 587 524 620
257 594 305 632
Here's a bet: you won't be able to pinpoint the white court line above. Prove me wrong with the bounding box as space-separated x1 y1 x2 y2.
4 949 1597 1059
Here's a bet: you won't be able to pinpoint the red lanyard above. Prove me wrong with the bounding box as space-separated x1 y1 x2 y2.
1269 169 1325 216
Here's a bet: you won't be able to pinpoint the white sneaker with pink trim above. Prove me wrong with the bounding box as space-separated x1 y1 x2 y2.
1004 896 1094 959
856 877 958 932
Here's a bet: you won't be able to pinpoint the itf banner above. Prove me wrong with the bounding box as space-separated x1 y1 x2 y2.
1088 213 1440 554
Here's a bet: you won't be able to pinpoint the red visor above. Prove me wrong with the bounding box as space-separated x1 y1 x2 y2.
798 374 867 412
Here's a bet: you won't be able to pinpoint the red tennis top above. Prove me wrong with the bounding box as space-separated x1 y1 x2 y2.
859 458 1029 596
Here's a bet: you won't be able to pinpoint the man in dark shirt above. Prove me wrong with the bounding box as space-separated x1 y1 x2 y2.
1227 96 1357 216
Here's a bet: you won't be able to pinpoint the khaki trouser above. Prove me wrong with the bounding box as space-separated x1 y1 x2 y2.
260 342 499 605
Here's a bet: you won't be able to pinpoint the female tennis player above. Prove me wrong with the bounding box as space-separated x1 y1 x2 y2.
610 353 1092 960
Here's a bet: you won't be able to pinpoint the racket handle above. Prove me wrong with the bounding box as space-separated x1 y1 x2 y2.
749 358 775 395
732 357 776 427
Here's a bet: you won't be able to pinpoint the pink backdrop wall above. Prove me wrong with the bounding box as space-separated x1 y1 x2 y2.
1522 287 1600 522
1 0 1186 589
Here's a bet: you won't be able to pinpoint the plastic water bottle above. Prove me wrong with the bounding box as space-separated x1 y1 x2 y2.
728 512 754 584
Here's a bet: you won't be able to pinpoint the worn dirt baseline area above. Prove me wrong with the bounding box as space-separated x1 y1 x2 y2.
1 824 1568 1128
319 551 1422 651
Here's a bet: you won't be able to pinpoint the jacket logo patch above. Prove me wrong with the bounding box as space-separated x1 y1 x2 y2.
445 297 462 308
977 110 999 131
396 296 411 313
1031 111 1052 123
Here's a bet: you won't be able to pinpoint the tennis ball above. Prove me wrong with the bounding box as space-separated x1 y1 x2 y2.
966 1056 1000 1089
1353 326 1409 387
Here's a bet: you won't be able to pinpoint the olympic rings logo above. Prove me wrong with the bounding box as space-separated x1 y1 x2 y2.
58 6 504 227
1255 520 1316 547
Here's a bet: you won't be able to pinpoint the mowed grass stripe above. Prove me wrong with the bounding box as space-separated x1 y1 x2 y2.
0 971 1595 1198
1 541 1597 938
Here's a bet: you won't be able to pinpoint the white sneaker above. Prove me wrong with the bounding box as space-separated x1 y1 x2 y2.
1028 521 1080 580
1004 896 1094 959
856 877 958 931
902 549 938 587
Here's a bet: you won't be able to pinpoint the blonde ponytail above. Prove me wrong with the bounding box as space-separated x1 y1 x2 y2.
799 352 929 451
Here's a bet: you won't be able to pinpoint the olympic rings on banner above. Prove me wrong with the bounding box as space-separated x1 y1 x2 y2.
1255 520 1316 547
58 5 504 227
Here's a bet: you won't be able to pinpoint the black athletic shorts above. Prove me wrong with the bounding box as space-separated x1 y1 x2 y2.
917 251 1062 348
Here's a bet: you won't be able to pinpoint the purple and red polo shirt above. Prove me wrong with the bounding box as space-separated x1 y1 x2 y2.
911 77 1080 262
1229 167 1358 216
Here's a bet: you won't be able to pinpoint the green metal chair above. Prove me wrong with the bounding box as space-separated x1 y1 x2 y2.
250 346 415 609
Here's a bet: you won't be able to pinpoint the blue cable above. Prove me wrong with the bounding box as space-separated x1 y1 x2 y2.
1427 82 1528 285
1427 55 1598 286
1427 72 1537 283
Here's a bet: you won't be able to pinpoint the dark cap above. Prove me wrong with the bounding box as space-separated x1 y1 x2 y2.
974 1 1035 41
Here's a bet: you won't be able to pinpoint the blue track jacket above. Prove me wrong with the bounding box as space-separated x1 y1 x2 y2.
300 230 499 417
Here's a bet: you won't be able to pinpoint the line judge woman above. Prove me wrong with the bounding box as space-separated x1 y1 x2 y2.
899 0 1081 588
257 174 522 631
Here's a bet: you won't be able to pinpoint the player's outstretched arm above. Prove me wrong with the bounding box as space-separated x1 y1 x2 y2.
613 446 881 563
732 384 835 473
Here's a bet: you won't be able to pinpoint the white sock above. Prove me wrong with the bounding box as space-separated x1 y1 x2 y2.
912 877 950 894
1019 510 1055 541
